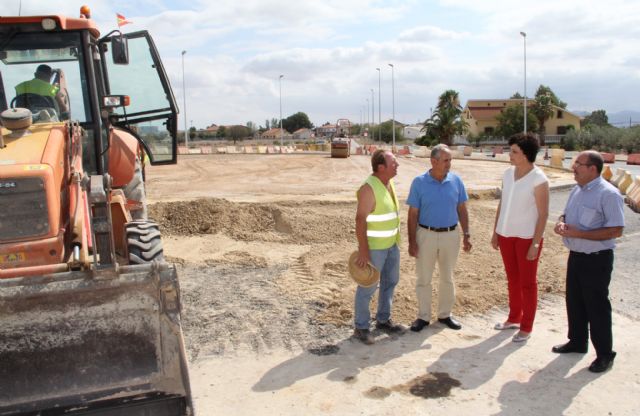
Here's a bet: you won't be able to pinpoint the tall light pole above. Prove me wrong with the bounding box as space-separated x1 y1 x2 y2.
388 63 395 150
366 98 370 128
370 89 375 142
181 50 188 147
520 31 527 134
376 67 381 143
279 74 284 149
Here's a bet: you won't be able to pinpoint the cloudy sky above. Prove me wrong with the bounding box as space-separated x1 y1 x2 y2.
9 0 640 129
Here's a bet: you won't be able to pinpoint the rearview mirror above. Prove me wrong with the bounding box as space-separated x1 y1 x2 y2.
111 35 129 65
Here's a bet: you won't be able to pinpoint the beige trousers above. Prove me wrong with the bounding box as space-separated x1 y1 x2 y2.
415 227 460 321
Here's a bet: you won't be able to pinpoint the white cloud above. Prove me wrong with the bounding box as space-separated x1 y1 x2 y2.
5 0 640 127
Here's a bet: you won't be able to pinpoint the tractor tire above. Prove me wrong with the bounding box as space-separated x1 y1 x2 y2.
125 220 164 264
123 158 148 220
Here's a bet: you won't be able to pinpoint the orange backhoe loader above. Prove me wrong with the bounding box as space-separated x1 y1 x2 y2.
0 6 193 415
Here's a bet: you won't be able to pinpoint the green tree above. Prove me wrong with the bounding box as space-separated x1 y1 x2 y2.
228 125 250 144
420 89 468 146
282 112 313 133
510 92 523 99
216 125 227 139
620 126 640 153
531 85 566 145
189 126 197 140
495 103 539 138
582 110 610 128
371 120 403 143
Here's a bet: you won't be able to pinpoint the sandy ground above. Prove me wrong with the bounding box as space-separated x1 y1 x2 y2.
145 153 639 415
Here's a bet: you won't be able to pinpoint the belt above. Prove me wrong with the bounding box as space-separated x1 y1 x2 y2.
570 249 613 257
419 224 457 232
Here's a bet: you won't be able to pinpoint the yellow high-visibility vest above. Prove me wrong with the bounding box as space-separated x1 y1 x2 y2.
15 78 59 98
363 175 400 249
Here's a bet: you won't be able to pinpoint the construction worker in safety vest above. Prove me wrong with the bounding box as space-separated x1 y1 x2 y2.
14 64 69 116
353 149 406 345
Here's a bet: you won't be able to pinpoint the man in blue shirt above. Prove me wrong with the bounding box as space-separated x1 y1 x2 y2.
406 144 472 332
553 150 624 373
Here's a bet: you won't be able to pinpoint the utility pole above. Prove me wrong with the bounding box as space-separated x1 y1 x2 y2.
376 68 381 143
520 32 527 134
388 63 395 150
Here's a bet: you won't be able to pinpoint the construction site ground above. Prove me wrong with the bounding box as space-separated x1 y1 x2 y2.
145 153 640 415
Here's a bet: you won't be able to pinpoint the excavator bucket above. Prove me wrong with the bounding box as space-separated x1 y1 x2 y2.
0 262 193 415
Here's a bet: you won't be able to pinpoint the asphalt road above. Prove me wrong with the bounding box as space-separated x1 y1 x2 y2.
549 188 640 320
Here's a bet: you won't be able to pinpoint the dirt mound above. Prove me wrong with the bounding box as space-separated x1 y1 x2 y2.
149 199 354 245
152 197 567 358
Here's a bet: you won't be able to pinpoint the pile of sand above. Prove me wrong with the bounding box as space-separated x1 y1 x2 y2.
150 197 568 329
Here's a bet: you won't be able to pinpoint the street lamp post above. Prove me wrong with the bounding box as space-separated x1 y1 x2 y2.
388 63 395 151
181 50 188 148
279 74 284 150
370 89 375 142
520 31 527 134
366 98 369 128
376 67 381 143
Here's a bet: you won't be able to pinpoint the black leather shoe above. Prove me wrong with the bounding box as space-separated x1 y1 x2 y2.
588 352 616 373
552 342 588 354
353 328 375 345
376 319 407 334
410 319 429 332
438 316 462 330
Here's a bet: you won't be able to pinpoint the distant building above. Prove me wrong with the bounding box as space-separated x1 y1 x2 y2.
261 128 291 140
462 99 582 137
293 128 314 141
403 125 423 140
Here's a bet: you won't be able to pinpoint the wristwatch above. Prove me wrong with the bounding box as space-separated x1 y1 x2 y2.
533 242 540 248
463 232 471 238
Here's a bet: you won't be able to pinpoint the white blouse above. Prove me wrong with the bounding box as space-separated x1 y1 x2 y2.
495 166 548 238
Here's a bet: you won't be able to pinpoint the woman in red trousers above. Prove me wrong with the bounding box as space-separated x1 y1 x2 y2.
491 133 549 343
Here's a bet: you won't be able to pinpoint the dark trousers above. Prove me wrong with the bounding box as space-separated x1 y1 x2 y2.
566 250 614 357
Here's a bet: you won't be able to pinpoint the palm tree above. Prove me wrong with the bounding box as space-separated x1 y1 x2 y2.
420 90 467 146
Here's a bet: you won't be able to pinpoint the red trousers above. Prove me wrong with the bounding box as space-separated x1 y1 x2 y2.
497 235 542 333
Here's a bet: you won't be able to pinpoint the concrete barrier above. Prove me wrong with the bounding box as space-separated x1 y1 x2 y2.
463 146 472 156
618 171 633 194
495 154 510 162
414 146 429 158
600 152 615 163
602 165 613 181
216 147 226 154
188 148 202 154
625 178 639 201
257 146 267 154
626 178 640 211
550 148 565 168
201 146 213 154
178 146 189 154
610 168 626 187
627 153 640 165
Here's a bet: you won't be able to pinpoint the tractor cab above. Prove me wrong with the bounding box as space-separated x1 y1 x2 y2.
0 10 178 175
